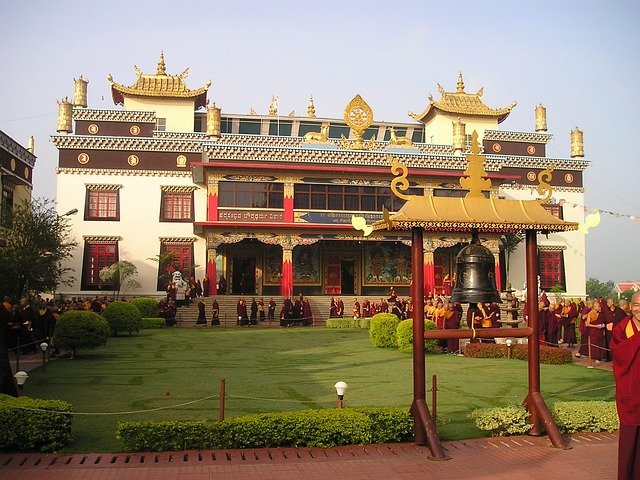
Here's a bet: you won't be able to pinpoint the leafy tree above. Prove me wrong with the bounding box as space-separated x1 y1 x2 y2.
0 198 77 302
585 278 615 299
102 301 142 336
99 260 141 300
52 311 110 359
620 289 636 302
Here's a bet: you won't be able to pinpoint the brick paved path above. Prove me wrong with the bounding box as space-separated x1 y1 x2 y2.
0 432 618 480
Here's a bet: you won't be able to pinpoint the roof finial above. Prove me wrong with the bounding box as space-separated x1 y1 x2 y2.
456 72 465 93
307 95 316 117
157 51 167 75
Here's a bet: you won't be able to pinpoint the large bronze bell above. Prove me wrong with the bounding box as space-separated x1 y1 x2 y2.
450 232 501 304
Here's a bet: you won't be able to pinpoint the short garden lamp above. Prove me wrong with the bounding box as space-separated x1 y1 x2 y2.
14 371 28 396
334 381 348 409
40 342 49 370
506 339 513 359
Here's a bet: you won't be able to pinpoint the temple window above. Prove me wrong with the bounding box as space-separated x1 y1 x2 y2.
160 189 194 222
157 241 194 290
538 250 565 291
543 204 564 219
294 184 412 212
1 184 14 228
156 118 166 131
85 185 120 221
218 181 284 208
81 239 118 290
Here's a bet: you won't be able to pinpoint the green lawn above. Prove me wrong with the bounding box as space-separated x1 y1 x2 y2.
23 328 615 452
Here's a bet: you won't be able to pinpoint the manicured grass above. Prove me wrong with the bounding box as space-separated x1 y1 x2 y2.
23 328 615 453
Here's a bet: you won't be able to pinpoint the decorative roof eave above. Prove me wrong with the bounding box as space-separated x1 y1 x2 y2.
483 129 554 144
51 135 204 153
373 220 576 234
0 130 36 167
73 108 157 123
409 74 516 124
57 167 192 178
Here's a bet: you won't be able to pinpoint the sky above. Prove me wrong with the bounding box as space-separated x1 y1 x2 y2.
1 0 638 284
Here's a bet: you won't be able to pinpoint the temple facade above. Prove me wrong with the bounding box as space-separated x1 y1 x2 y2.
52 55 589 299
0 130 36 230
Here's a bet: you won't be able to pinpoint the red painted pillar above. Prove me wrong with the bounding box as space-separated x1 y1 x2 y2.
493 253 502 293
207 247 217 295
207 181 219 221
423 250 435 297
525 229 541 434
281 246 293 297
283 183 294 223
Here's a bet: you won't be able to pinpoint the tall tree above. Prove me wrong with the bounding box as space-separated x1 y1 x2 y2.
585 277 616 299
0 198 77 302
0 198 76 396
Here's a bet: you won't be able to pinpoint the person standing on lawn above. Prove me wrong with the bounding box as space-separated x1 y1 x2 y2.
609 291 640 480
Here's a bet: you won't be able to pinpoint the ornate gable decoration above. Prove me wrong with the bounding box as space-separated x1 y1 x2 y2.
108 52 211 108
409 73 516 124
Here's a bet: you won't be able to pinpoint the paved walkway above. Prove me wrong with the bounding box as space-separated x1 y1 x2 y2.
0 432 618 480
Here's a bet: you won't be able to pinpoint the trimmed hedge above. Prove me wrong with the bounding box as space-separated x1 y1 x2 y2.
116 407 412 452
325 318 372 329
129 297 159 318
369 313 400 348
550 401 619 433
464 342 573 364
51 310 110 358
102 301 143 336
0 394 73 452
396 319 438 354
326 318 359 328
140 317 166 329
470 401 619 436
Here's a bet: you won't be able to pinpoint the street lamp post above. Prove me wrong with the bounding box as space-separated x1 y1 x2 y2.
40 342 49 370
506 338 513 359
334 381 348 409
14 371 28 396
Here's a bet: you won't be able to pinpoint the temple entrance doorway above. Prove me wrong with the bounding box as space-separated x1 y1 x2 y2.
340 259 355 295
232 256 256 295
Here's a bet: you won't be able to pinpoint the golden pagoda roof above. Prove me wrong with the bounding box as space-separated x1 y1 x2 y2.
409 73 516 124
370 132 578 234
108 53 211 108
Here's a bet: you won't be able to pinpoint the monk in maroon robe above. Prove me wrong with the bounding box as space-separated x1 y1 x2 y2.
605 298 629 361
609 291 640 480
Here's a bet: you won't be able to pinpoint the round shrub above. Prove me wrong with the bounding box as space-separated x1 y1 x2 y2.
102 301 143 336
369 313 400 348
129 297 159 318
52 310 110 358
396 319 438 354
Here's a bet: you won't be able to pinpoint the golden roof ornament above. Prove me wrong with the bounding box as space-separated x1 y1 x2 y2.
570 127 584 158
307 95 316 117
536 165 555 203
268 95 278 116
535 104 547 132
452 117 466 154
56 97 73 134
459 131 491 197
156 51 167 75
409 74 517 124
340 94 376 150
74 75 88 108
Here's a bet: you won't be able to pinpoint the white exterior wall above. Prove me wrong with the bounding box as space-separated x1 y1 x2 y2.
424 114 499 145
124 97 196 133
501 186 587 299
56 170 207 297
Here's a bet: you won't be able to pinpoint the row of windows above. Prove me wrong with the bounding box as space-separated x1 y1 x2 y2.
86 189 193 222
82 240 194 291
85 185 565 220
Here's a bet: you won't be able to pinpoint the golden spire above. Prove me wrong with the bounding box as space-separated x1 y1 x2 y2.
268 95 278 116
27 136 35 154
456 72 465 93
570 127 584 158
307 95 316 117
535 104 547 132
459 131 491 197
156 51 167 75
